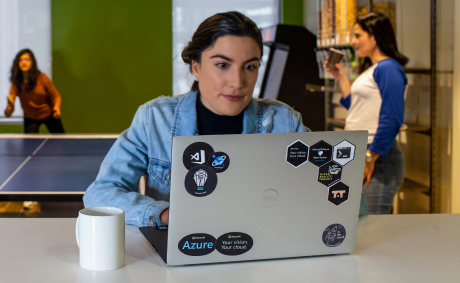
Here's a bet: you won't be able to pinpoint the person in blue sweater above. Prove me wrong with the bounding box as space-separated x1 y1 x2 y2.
325 13 408 214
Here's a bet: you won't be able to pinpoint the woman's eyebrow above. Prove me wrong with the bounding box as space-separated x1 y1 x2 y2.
210 54 260 64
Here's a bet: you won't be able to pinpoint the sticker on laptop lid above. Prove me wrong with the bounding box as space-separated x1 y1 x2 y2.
178 233 216 256
286 140 309 168
322 224 346 247
328 182 349 206
333 140 356 166
207 152 230 173
308 140 332 167
183 142 214 170
184 165 218 197
318 161 342 187
216 232 253 256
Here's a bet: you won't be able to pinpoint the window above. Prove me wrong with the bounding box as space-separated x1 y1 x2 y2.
0 0 51 119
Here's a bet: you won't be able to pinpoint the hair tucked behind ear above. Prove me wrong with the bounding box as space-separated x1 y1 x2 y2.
10 48 41 93
356 13 408 73
181 11 263 91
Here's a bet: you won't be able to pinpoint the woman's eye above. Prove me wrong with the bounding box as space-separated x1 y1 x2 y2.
245 65 258 71
217 63 228 68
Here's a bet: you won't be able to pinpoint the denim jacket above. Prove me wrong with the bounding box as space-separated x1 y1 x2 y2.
83 91 367 226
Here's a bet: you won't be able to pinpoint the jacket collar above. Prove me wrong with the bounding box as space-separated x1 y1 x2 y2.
171 90 260 137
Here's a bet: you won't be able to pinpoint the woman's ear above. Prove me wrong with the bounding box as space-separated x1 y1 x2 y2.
191 60 200 78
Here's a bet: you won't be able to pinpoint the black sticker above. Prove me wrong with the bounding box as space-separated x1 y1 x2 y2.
178 233 216 256
322 224 346 247
308 140 333 167
215 232 253 256
318 161 342 187
207 152 230 173
336 147 351 158
328 182 349 206
183 142 214 170
184 165 218 197
286 140 309 168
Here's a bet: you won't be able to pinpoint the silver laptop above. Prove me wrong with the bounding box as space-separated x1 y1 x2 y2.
140 131 367 265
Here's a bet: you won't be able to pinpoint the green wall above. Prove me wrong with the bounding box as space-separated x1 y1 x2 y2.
282 0 304 26
27 1 298 134
51 0 172 133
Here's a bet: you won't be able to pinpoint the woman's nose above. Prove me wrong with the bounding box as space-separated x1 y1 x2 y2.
228 69 245 89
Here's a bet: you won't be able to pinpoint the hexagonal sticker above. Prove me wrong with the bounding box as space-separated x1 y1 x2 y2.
308 140 332 167
318 161 342 186
333 140 356 166
328 182 349 206
286 140 309 168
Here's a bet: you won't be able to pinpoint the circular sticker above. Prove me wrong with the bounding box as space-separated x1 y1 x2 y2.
183 142 214 170
322 224 346 247
178 233 216 256
207 152 230 173
215 232 253 256
184 165 218 197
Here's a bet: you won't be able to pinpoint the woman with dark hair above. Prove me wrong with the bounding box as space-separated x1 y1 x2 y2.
4 49 65 133
84 11 368 226
325 12 408 214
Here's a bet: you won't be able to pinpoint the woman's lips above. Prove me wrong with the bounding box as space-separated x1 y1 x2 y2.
222 95 243 102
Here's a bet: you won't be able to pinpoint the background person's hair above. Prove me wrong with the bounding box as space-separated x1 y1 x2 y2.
10 48 41 93
356 12 409 73
181 11 264 91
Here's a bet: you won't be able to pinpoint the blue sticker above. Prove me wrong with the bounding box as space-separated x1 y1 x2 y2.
207 152 230 173
178 233 216 256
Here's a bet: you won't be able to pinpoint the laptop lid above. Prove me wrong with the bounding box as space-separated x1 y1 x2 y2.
149 131 367 265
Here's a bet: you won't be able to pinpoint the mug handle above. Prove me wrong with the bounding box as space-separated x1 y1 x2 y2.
75 216 80 247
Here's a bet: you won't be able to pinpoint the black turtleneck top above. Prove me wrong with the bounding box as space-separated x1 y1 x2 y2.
196 94 244 135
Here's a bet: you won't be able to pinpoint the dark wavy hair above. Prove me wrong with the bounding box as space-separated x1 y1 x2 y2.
10 48 41 93
356 13 408 73
181 11 263 91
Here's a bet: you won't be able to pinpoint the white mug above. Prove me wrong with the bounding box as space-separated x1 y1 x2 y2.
76 206 125 271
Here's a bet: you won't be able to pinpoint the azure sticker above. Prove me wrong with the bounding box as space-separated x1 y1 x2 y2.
322 224 346 247
207 152 230 173
183 142 214 170
184 165 218 197
178 233 216 256
215 232 253 256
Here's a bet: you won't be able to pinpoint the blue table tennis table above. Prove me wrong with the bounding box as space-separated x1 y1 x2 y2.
0 134 118 202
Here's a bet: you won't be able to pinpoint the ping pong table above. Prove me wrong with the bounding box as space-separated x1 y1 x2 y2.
0 134 118 202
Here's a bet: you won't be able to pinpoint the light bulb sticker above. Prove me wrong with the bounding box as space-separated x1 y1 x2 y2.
194 169 208 190
183 142 214 170
184 165 217 197
207 152 230 173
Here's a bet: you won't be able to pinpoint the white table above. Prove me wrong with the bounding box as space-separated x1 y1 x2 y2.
0 214 459 282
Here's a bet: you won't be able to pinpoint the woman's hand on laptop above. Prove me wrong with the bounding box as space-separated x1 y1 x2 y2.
160 208 169 225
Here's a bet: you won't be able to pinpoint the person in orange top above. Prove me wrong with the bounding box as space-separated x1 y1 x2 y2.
4 49 65 133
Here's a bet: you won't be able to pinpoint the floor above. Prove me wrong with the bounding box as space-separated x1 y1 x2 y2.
0 201 84 218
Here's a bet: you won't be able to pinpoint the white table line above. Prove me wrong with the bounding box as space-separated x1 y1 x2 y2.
0 156 32 191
